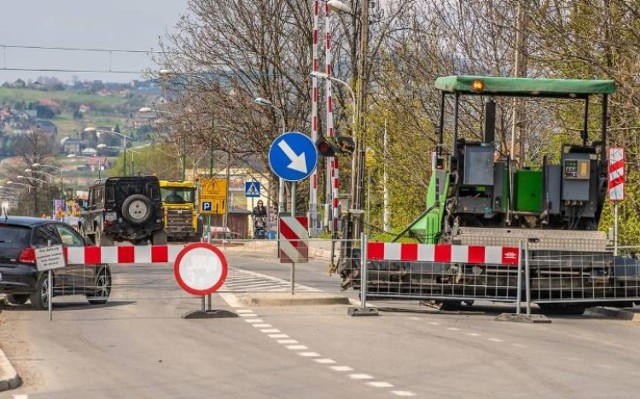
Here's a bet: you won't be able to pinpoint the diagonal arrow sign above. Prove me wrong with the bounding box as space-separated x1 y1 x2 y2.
278 140 307 174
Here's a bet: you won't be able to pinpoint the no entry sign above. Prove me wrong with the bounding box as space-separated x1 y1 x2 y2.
173 242 228 296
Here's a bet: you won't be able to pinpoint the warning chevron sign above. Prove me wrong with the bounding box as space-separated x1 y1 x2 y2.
608 147 624 201
245 181 261 198
279 216 309 263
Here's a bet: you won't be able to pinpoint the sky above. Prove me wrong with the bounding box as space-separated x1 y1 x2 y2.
0 0 190 84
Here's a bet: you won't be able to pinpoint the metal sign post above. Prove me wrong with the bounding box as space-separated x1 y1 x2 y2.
35 243 66 321
268 132 317 293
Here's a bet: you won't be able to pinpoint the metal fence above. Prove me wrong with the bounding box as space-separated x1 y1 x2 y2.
354 236 640 311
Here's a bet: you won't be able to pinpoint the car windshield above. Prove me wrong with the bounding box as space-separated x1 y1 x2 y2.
109 180 160 203
161 187 195 204
0 225 31 245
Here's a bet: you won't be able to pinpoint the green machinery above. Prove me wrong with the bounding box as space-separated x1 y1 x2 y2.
340 76 640 313
416 76 614 243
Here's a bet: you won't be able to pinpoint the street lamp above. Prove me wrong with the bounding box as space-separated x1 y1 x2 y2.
254 97 287 216
17 175 48 186
326 0 351 13
84 127 130 176
7 181 33 192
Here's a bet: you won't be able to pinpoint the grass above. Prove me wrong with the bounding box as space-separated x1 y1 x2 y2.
0 87 128 107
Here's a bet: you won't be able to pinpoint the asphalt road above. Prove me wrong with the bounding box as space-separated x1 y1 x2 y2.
2 249 640 398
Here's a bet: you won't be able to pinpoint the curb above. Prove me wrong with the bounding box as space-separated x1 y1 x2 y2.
0 307 22 392
0 347 21 392
236 292 351 307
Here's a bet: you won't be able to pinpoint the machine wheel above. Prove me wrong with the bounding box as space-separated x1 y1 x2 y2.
121 194 152 225
87 269 111 305
29 274 51 310
6 294 29 305
152 230 168 245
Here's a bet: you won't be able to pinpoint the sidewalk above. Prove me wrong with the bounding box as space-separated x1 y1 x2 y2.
0 308 22 392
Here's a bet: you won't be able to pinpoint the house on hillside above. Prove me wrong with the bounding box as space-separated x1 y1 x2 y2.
35 119 57 135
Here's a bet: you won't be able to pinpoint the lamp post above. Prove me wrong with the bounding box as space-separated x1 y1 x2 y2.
6 181 32 191
254 97 286 216
84 127 130 176
30 163 65 200
139 107 186 180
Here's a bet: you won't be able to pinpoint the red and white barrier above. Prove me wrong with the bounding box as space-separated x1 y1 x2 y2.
367 242 519 266
65 245 185 265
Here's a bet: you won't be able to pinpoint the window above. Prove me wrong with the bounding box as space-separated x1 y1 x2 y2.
55 224 85 247
34 224 60 247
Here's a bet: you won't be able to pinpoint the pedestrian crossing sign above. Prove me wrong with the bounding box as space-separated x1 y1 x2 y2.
245 181 261 198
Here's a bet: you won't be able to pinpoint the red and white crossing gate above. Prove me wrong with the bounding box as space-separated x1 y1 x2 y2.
367 242 519 265
279 216 309 263
608 147 625 201
64 245 185 265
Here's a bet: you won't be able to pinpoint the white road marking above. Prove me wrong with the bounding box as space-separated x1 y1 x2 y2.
330 366 354 372
277 339 298 344
392 391 417 397
314 358 337 364
429 322 440 325
285 345 308 350
447 327 460 331
368 381 394 388
488 338 503 343
218 293 417 396
466 333 481 337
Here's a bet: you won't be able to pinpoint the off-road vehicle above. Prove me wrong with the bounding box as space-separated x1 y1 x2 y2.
80 176 167 246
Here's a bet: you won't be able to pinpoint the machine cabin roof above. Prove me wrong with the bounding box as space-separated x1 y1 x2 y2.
434 75 616 99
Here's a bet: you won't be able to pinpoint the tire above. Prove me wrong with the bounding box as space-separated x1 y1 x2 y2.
152 230 168 245
87 268 111 305
29 273 51 310
121 194 152 225
6 294 29 305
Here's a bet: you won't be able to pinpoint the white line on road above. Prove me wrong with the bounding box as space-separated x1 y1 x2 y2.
330 366 354 372
350 374 374 380
368 381 394 388
260 328 281 333
392 390 417 397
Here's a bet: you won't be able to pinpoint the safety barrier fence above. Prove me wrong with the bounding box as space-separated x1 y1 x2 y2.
49 239 357 303
39 238 640 311
355 236 640 312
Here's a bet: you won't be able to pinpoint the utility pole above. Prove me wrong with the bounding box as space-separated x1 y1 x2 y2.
511 0 528 166
351 0 370 240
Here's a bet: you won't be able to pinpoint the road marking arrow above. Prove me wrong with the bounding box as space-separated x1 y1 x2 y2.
278 140 307 174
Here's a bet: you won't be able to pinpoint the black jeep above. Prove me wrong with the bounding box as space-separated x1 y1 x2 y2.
80 176 167 246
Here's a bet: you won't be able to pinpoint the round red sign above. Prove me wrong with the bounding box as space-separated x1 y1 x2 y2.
173 242 228 296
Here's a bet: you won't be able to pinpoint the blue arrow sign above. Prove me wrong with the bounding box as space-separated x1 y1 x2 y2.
268 132 318 182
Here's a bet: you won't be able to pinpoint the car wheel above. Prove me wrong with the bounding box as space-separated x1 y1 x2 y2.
29 274 50 310
6 294 29 305
121 194 152 225
152 230 168 245
87 268 111 305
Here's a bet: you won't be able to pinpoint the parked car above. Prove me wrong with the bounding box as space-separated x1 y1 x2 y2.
80 176 167 246
0 216 112 310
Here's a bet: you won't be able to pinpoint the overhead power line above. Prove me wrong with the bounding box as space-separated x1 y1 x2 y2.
0 44 168 55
